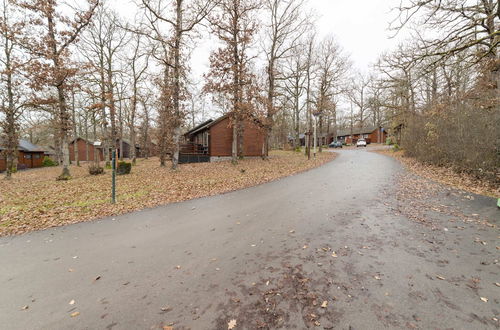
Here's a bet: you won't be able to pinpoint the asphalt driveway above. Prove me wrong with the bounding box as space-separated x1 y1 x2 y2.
1 148 498 329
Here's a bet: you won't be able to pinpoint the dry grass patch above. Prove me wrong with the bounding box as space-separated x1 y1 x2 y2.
375 149 499 198
0 151 335 236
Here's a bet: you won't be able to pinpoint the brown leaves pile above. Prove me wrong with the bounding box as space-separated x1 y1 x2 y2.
375 149 499 198
0 151 335 236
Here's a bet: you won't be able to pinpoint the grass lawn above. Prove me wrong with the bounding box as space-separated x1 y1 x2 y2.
0 150 335 236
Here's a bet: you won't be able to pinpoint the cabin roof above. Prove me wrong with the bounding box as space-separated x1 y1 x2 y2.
0 139 45 152
336 126 383 137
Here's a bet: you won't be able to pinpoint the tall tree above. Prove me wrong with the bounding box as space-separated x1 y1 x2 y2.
0 0 25 179
283 46 307 148
13 0 98 180
262 0 309 158
141 0 216 169
127 33 150 164
315 36 349 152
205 0 260 164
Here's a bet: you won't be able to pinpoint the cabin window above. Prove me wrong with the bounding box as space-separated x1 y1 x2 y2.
203 132 208 146
24 154 31 159
34 154 41 159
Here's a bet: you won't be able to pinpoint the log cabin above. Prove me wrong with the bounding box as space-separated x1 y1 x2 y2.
0 139 46 172
181 114 265 163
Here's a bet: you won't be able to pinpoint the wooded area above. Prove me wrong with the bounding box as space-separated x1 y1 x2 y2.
0 0 498 184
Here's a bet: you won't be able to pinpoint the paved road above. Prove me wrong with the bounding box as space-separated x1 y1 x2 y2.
1 149 498 329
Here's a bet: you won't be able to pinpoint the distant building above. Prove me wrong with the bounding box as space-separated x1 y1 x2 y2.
336 127 387 144
0 139 46 172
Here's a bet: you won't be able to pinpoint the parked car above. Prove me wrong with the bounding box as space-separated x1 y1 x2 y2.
356 139 367 147
328 141 343 148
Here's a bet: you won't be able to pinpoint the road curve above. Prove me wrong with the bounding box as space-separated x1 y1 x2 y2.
1 148 498 329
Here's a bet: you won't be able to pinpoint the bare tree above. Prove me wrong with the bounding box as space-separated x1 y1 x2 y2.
262 0 309 158
315 36 349 152
126 33 150 164
392 0 499 99
283 46 307 148
349 72 370 128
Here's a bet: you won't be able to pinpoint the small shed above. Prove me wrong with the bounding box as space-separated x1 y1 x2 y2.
0 139 45 172
181 114 265 163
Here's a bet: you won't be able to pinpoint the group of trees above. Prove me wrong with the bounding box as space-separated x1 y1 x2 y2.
0 0 497 183
374 0 499 183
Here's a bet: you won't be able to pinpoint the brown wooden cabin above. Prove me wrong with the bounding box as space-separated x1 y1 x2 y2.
0 139 45 172
181 114 265 163
69 137 104 162
70 137 148 162
336 126 387 145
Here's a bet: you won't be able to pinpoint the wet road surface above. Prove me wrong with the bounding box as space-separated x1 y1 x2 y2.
1 148 498 329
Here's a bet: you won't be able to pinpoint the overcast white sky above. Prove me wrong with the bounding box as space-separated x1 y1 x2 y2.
112 0 407 80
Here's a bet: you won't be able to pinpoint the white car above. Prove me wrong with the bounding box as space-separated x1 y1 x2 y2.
356 139 367 147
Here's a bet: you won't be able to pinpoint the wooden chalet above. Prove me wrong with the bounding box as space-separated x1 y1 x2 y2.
0 139 45 172
336 126 387 144
181 114 265 163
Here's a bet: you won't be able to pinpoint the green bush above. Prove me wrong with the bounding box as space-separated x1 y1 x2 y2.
385 137 394 145
392 144 400 151
88 164 104 175
42 156 57 167
117 161 131 175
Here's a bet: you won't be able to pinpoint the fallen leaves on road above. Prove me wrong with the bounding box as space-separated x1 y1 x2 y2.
69 300 75 305
227 319 237 329
436 275 446 280
480 297 488 302
0 151 335 236
321 301 328 308
70 311 80 317
373 149 499 197
21 305 28 310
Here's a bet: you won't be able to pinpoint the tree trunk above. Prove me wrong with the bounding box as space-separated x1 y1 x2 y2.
71 91 79 166
171 0 182 171
3 32 17 180
57 85 71 180
232 120 238 164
